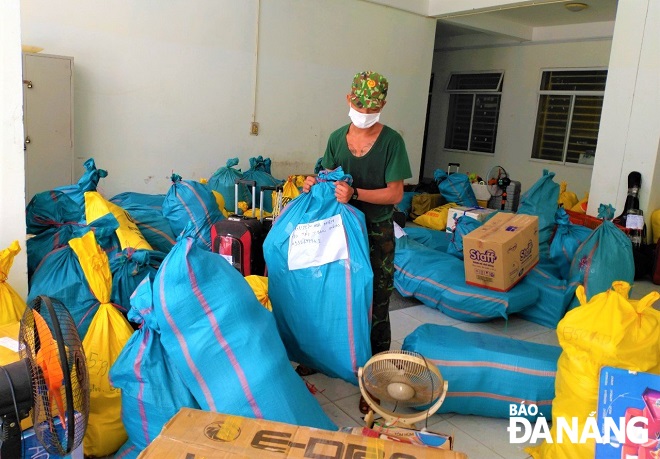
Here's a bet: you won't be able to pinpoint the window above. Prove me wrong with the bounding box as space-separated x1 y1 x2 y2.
531 69 607 164
444 72 503 154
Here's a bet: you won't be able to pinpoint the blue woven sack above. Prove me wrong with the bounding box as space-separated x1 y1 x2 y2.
403 324 561 420
110 274 199 456
517 170 560 258
52 157 108 209
242 156 283 213
162 174 224 249
151 229 336 430
549 207 593 280
207 158 250 212
434 169 478 207
264 167 372 384
446 215 483 260
110 249 165 310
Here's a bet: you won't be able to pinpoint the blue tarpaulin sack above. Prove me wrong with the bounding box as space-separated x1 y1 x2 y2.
26 190 83 236
162 174 224 249
518 259 577 329
110 274 199 457
403 324 561 420
207 158 250 212
27 213 121 284
434 169 478 207
403 226 451 252
28 217 122 338
151 229 336 430
110 249 165 310
549 207 593 280
242 156 283 213
110 192 176 254
567 221 634 308
394 235 538 322
446 215 484 260
517 170 560 258
52 157 108 209
263 167 373 384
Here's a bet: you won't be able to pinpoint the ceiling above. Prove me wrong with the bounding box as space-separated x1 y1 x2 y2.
435 0 618 43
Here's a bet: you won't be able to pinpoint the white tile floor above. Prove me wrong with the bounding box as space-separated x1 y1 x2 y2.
297 280 660 459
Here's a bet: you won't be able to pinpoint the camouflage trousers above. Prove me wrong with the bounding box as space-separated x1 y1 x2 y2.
367 218 395 355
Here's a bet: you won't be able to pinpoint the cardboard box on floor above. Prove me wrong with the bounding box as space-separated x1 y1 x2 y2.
463 212 539 291
138 408 468 458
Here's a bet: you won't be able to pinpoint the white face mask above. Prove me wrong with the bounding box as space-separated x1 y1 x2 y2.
349 106 380 129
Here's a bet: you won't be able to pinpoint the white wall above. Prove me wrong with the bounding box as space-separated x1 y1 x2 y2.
20 0 436 198
424 39 612 197
1 0 28 297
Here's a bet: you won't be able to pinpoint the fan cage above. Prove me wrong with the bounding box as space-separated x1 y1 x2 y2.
486 165 509 197
19 296 89 456
360 350 443 407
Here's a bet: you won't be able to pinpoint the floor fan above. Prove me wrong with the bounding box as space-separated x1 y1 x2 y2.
486 165 511 210
357 350 448 430
0 295 89 457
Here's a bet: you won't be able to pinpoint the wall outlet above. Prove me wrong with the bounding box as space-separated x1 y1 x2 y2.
250 122 259 136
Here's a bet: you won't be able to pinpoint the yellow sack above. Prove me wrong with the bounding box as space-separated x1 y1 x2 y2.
652 208 660 244
528 281 660 459
410 193 444 220
413 203 456 231
0 241 27 325
281 176 301 207
211 190 230 218
85 191 153 251
243 208 272 219
557 181 578 210
570 192 589 214
245 275 271 311
70 232 133 457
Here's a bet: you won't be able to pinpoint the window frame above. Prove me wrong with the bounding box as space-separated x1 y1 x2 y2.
443 71 504 155
531 67 607 166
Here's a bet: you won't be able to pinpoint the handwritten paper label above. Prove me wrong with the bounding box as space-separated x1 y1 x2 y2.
394 222 406 239
288 215 348 270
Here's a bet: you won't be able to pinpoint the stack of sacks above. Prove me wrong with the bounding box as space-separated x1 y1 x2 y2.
150 227 336 430
162 173 224 249
404 324 561 419
528 282 660 459
0 241 27 324
110 192 176 254
394 234 539 322
110 274 199 459
264 167 372 384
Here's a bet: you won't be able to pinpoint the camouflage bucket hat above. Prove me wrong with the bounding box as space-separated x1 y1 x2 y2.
350 71 388 109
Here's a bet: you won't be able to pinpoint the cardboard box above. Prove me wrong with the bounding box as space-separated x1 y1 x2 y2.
138 408 468 458
596 366 660 459
463 212 539 291
446 206 498 233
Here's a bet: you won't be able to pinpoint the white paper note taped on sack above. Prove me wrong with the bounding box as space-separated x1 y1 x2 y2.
394 222 407 239
288 215 348 270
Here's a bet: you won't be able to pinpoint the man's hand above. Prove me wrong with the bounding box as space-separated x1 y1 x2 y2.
334 181 354 204
302 175 317 193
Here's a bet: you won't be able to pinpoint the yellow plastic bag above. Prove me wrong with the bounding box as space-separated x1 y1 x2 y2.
69 232 133 457
211 190 230 218
245 275 271 311
85 191 153 251
557 181 578 210
0 241 27 325
528 281 660 459
412 203 456 230
570 192 589 214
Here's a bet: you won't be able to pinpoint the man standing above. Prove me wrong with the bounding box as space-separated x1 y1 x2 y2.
303 71 412 413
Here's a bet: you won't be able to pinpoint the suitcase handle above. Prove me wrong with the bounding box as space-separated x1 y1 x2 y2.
235 179 257 214
448 163 460 174
259 185 284 222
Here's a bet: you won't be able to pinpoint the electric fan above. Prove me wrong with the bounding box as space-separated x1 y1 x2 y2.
0 295 89 457
357 350 448 429
486 165 511 211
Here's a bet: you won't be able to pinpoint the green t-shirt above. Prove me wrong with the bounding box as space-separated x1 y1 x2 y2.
322 124 412 223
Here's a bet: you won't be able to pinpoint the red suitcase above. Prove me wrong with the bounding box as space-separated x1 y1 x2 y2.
211 179 265 276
